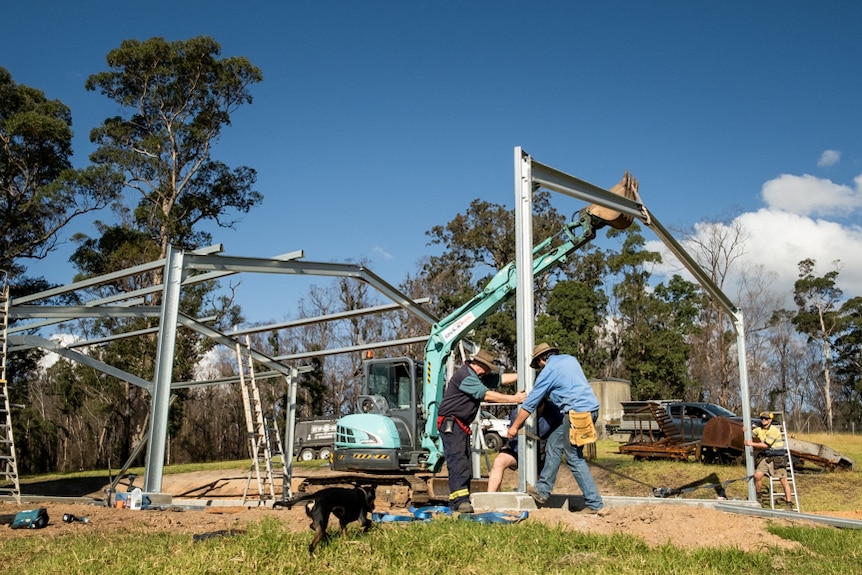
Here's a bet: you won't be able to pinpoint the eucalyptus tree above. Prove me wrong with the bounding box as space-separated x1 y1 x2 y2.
682 218 748 409
84 36 263 263
606 224 700 399
767 309 818 428
791 258 845 432
417 190 577 362
0 67 121 277
46 37 264 469
1 68 124 473
834 296 862 424
535 279 609 377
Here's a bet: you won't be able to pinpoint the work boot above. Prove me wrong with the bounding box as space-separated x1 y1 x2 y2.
526 484 547 505
585 507 609 517
456 501 474 514
785 500 795 511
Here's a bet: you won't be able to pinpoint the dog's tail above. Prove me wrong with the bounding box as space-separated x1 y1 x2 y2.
272 492 316 509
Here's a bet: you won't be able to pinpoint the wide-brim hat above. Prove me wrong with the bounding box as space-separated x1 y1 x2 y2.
470 349 498 372
530 343 559 368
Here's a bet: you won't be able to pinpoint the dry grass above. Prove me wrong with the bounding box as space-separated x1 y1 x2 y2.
596 432 861 510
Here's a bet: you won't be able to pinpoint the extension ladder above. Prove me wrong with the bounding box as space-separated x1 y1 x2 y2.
768 417 799 512
0 272 21 502
237 336 279 505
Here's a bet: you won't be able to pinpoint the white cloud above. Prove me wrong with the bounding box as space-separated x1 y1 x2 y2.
818 149 841 167
761 173 862 217
372 246 394 260
37 333 81 370
735 210 862 296
647 174 862 307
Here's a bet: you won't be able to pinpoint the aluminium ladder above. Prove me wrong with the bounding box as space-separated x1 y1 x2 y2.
0 272 21 502
768 416 799 512
237 336 280 505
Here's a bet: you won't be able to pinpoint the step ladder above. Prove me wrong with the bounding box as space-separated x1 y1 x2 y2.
237 336 280 505
768 416 799 512
1 272 21 503
264 413 286 494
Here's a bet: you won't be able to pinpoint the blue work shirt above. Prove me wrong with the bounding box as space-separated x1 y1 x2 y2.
505 401 563 454
522 354 599 415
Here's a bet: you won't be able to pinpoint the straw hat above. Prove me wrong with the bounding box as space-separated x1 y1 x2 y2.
530 343 559 368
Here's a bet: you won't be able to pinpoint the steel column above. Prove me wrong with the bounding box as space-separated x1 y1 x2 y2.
144 246 184 493
514 147 539 490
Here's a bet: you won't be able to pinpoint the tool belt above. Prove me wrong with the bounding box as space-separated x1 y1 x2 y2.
759 448 789 468
437 415 472 435
568 411 597 446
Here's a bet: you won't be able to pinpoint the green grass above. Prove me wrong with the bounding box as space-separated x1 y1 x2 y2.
7 433 860 574
1 516 860 575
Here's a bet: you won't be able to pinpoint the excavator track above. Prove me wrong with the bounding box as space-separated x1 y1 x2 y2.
294 470 436 507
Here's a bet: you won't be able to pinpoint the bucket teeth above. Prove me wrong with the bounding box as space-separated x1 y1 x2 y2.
586 171 639 230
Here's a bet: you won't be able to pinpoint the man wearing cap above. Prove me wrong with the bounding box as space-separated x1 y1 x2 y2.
507 343 606 516
745 411 794 510
437 349 525 513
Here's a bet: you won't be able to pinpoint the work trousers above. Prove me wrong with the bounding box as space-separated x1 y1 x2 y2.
439 422 471 510
535 409 603 510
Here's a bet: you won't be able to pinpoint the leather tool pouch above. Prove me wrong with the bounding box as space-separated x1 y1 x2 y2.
569 411 597 446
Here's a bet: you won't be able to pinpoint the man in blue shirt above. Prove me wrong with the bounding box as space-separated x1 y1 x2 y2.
438 349 525 513
507 343 606 515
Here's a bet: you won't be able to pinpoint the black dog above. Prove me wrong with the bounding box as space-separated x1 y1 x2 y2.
276 486 375 555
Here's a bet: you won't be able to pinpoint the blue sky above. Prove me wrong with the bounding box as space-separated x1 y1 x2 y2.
5 1 862 323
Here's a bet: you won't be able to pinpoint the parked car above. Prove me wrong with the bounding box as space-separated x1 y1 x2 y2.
618 400 743 442
667 402 742 441
479 409 510 452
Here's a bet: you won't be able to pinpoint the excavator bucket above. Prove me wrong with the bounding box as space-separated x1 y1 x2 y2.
586 171 640 230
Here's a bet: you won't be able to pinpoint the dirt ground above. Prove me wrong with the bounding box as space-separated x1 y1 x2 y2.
1 465 857 551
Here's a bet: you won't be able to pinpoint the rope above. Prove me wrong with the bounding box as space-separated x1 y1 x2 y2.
587 458 752 499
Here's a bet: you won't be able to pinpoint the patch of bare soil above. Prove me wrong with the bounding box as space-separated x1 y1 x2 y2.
0 465 853 551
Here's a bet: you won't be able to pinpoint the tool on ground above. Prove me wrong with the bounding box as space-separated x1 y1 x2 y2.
62 513 90 524
587 457 751 500
651 472 753 499
8 508 49 529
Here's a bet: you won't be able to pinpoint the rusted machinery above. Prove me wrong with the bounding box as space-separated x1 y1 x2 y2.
618 402 854 471
700 416 854 471
618 403 701 462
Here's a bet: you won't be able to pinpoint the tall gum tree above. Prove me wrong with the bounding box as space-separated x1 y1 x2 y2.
792 258 844 432
418 191 572 361
84 36 264 265
50 37 264 470
0 67 121 277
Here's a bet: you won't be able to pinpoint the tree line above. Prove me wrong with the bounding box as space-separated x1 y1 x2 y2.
2 37 860 476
